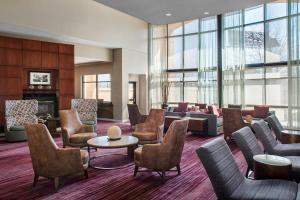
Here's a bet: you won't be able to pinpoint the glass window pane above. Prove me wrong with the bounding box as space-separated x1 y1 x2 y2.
245 23 264 64
271 108 288 127
291 1 300 15
169 82 183 102
168 73 183 82
266 0 287 19
244 5 264 24
266 79 288 106
266 19 288 63
184 72 198 81
184 19 199 34
223 27 243 66
184 82 198 103
224 11 243 28
98 82 111 101
200 16 217 32
168 37 183 69
200 31 217 68
244 80 264 105
266 66 288 78
244 67 264 79
168 22 183 36
98 74 111 81
184 35 199 69
153 25 167 38
83 83 96 99
83 75 96 82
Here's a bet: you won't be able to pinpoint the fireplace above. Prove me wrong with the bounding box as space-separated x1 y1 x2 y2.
23 93 58 118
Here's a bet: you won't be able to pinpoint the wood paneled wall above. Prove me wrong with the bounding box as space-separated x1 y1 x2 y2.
0 36 75 126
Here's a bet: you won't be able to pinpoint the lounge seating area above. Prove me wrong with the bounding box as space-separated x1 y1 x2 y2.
1 0 300 199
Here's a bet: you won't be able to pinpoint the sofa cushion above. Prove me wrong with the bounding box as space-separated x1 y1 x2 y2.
253 105 269 118
132 131 157 141
70 132 97 144
177 102 188 112
10 125 25 131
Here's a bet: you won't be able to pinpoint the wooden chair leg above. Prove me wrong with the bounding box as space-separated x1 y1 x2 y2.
33 174 39 187
134 166 139 176
84 170 88 179
176 165 181 175
54 177 60 192
161 171 166 182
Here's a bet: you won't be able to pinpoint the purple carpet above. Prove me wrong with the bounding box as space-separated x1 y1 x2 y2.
0 120 247 200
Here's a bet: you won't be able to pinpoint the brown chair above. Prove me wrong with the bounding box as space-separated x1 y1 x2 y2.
132 109 165 144
127 104 147 126
134 120 188 180
60 109 97 148
25 123 89 191
222 108 249 141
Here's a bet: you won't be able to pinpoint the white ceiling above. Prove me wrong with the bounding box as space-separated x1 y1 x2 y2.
95 0 273 24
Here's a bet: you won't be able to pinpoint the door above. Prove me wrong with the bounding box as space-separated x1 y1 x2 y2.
128 81 136 104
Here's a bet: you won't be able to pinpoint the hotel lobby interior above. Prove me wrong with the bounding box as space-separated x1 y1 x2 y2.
1 0 300 199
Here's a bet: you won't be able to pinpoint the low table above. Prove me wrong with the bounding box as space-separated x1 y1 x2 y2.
164 116 208 134
87 135 138 170
281 130 300 144
253 154 292 180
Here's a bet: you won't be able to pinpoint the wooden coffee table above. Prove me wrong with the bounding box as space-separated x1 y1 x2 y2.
281 130 300 144
253 154 292 180
87 135 138 170
164 116 208 134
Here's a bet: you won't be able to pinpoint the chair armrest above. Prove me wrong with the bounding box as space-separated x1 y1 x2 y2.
61 128 71 147
55 148 84 175
135 123 149 132
157 124 164 142
79 124 94 133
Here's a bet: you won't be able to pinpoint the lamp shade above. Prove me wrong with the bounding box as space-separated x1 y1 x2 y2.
107 126 122 139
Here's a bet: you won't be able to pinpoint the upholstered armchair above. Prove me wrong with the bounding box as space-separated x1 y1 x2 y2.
222 108 250 141
25 123 89 191
134 120 188 180
127 104 147 126
132 109 165 144
5 100 38 142
60 109 97 148
71 99 97 132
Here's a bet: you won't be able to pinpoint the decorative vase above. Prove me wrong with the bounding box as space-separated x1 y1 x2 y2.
107 126 122 140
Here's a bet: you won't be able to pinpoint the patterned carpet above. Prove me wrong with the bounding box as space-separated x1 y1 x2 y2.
0 121 247 200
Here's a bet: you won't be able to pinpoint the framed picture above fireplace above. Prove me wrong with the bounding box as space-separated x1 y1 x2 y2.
29 72 51 85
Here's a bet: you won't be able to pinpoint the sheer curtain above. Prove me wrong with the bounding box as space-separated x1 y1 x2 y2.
198 17 218 104
289 1 300 128
149 24 167 108
222 11 245 107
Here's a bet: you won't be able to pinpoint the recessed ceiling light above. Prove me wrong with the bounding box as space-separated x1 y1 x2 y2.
165 13 172 17
204 12 209 15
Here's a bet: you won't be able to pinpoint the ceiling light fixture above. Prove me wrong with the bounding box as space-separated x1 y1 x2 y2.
204 12 209 15
165 13 172 17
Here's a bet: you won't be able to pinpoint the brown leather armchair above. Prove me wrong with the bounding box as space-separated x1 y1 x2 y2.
132 109 165 144
134 120 188 180
25 123 89 191
60 109 97 148
222 108 250 141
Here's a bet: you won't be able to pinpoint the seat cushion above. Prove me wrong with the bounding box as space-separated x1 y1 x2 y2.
134 146 143 162
231 179 298 200
132 131 157 141
10 125 25 131
274 143 300 156
80 150 89 165
70 132 97 144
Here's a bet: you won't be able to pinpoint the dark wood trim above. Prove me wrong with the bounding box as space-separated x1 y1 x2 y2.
217 14 223 107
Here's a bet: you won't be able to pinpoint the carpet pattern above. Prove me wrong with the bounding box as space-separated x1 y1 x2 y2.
0 120 247 200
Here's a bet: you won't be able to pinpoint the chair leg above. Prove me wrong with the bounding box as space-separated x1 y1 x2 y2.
134 166 139 176
245 167 250 178
33 174 39 187
54 177 60 192
84 170 88 179
161 171 166 182
176 165 181 175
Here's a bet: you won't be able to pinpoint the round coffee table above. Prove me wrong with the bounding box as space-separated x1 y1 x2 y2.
87 135 138 170
281 130 300 144
253 154 292 180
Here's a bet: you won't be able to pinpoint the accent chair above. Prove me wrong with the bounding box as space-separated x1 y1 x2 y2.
222 108 249 141
252 120 300 156
5 100 38 142
71 99 97 132
196 137 300 200
134 120 188 180
25 123 89 191
127 104 147 126
59 109 97 148
132 109 165 144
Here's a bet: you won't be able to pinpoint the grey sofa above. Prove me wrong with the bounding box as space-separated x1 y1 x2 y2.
196 137 300 200
233 126 300 179
252 120 300 156
165 111 222 136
